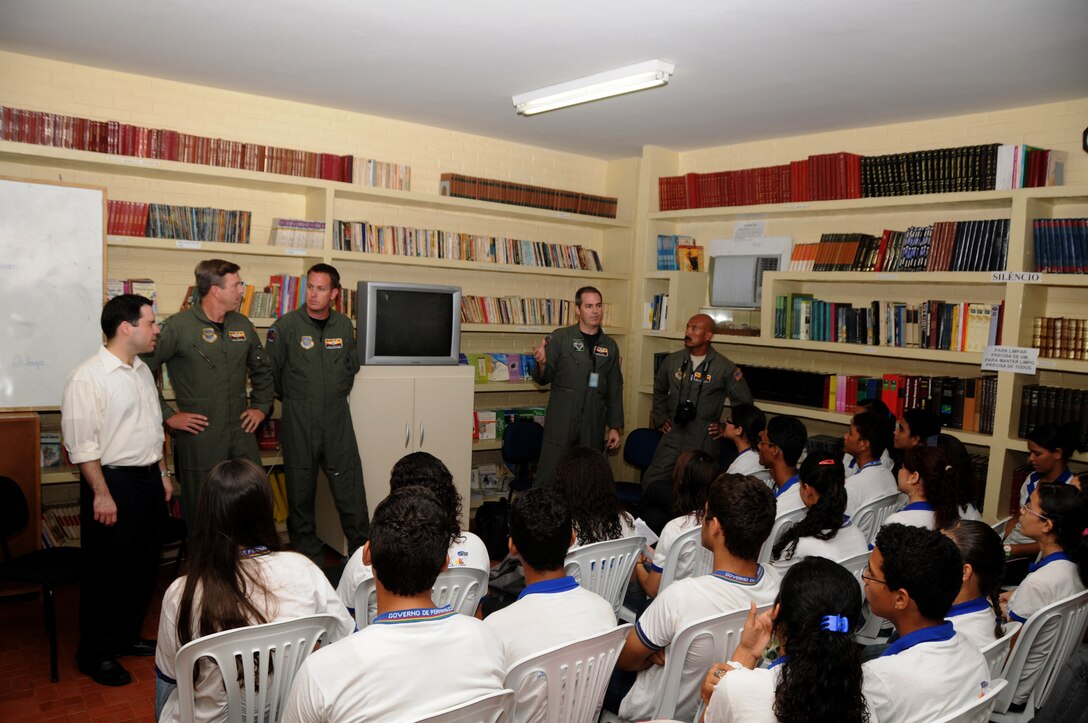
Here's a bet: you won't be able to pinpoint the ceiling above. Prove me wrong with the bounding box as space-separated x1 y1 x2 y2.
2 0 1087 160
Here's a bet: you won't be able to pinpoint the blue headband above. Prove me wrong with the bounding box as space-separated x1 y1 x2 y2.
820 615 850 633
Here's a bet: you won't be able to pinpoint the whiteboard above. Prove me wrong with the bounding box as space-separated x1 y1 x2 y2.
0 178 105 410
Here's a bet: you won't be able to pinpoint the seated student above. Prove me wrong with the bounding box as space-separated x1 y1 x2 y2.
893 407 941 451
861 523 990 721
1000 484 1088 705
935 432 984 521
337 451 488 618
721 403 771 487
284 487 505 722
615 473 781 723
771 452 868 570
1004 422 1082 559
943 519 1006 651
701 557 868 723
757 415 807 517
154 459 354 723
483 489 616 721
555 447 636 547
634 449 717 598
883 446 961 531
843 410 897 518
843 398 894 478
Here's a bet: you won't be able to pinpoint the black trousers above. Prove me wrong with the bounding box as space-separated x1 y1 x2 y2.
78 464 166 663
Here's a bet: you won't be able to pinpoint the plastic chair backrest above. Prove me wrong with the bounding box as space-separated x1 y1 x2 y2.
854 493 900 544
410 689 515 723
174 613 342 723
564 536 645 618
932 678 1008 723
502 420 544 467
757 506 808 565
432 567 489 616
980 622 1020 678
991 589 1088 718
503 624 631 723
352 577 377 630
990 515 1011 537
835 550 887 643
657 526 713 595
650 604 770 721
622 428 663 473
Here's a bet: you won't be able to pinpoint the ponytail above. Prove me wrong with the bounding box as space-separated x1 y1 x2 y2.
903 447 961 530
773 453 846 561
945 519 1006 640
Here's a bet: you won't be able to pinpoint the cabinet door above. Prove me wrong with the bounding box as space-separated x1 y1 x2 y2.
413 367 474 528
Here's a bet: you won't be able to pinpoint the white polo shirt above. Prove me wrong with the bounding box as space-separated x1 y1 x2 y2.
618 566 781 723
946 596 1002 652
703 660 781 723
726 448 772 487
650 513 701 575
773 474 804 516
843 449 893 479
771 518 869 570
883 501 936 530
844 461 897 518
862 622 990 722
1006 469 1075 545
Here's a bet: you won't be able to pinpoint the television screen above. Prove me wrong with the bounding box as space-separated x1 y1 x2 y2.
373 289 454 357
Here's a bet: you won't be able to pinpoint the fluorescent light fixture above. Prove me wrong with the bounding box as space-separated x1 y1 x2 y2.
513 59 676 116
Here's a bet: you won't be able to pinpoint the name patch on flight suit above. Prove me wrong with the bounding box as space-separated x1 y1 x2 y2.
300 335 315 350
228 330 247 342
593 346 609 356
201 327 218 343
325 338 343 349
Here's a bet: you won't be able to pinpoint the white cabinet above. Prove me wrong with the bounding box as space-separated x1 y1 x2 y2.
315 365 474 554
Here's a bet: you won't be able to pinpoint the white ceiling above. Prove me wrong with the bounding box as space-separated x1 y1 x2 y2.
1 0 1086 160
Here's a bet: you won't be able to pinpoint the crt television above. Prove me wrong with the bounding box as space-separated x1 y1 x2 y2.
357 281 462 365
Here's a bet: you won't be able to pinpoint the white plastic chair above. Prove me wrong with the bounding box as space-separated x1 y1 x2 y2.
174 613 343 723
758 506 808 564
410 689 515 723
854 493 900 544
932 678 1008 723
980 621 1020 677
991 515 1012 537
564 536 645 618
834 550 890 644
353 567 488 629
657 526 713 594
503 624 630 723
991 589 1088 722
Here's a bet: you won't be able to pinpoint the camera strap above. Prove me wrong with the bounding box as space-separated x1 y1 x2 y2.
680 355 711 407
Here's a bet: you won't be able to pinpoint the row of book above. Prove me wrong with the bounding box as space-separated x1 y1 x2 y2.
787 220 1010 273
473 407 546 442
740 365 999 433
463 353 537 383
106 200 152 237
659 143 1065 211
358 158 411 190
144 203 253 245
332 220 604 272
774 295 1003 352
655 235 705 271
105 278 158 314
439 173 618 219
471 462 516 497
41 504 80 548
460 296 614 327
268 219 326 248
644 294 670 331
0 105 355 182
1032 317 1088 360
1032 218 1088 273
179 277 357 321
1018 385 1088 442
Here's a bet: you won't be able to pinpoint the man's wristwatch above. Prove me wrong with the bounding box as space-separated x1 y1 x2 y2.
1004 544 1013 558
161 470 173 478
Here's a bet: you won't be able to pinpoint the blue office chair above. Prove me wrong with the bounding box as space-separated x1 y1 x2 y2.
618 427 664 506
502 419 544 499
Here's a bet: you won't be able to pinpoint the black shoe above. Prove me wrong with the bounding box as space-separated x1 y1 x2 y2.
78 658 132 687
116 637 157 657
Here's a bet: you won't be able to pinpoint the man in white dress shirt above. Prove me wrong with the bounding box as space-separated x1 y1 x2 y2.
61 294 171 687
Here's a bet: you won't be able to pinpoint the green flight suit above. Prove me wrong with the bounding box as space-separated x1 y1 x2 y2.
531 324 624 487
266 307 368 563
142 305 274 520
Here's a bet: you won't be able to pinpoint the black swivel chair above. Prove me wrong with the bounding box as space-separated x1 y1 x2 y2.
501 419 544 500
0 476 82 682
618 427 664 506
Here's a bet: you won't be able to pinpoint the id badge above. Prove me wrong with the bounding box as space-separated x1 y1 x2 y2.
588 372 600 389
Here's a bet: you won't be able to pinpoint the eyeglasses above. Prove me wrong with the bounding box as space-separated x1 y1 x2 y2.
1020 504 1050 522
757 438 777 448
724 419 734 427
861 565 888 586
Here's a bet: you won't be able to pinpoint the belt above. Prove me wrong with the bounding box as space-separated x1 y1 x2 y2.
102 464 158 473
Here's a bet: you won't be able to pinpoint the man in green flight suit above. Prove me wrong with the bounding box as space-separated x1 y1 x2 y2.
531 286 624 487
266 263 368 564
143 259 274 522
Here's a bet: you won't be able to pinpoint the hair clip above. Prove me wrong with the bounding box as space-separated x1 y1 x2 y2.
945 465 953 472
818 458 836 466
820 614 850 633
1082 527 1088 538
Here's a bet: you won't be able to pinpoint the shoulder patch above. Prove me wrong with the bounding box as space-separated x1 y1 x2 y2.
733 367 744 381
201 327 218 343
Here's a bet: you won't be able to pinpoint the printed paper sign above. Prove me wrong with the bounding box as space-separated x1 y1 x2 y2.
982 345 1038 374
733 221 766 241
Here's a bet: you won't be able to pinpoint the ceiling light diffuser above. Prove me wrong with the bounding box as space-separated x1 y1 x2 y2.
513 59 676 116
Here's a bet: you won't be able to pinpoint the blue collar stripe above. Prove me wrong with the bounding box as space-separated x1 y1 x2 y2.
373 605 456 624
1029 551 1072 573
712 566 764 586
946 597 991 617
517 575 579 600
860 460 883 470
901 501 935 512
1026 468 1074 499
1008 610 1028 624
841 515 853 529
768 655 788 669
881 621 955 657
775 475 800 499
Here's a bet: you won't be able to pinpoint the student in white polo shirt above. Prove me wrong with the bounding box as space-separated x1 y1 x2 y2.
943 519 1007 651
284 486 505 723
757 415 807 517
484 488 616 722
843 410 897 518
337 451 489 620
1003 422 1082 558
614 473 781 723
843 398 894 479
1001 484 1088 705
722 403 771 487
770 452 868 570
861 523 990 721
882 446 962 531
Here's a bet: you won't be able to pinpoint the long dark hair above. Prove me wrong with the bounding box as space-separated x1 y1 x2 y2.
176 459 281 646
671 449 717 521
773 452 847 562
945 519 1006 640
1038 484 1088 585
555 447 630 545
772 557 869 723
935 433 978 516
902 446 961 530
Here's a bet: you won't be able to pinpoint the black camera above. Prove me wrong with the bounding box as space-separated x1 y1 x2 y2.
674 400 697 428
